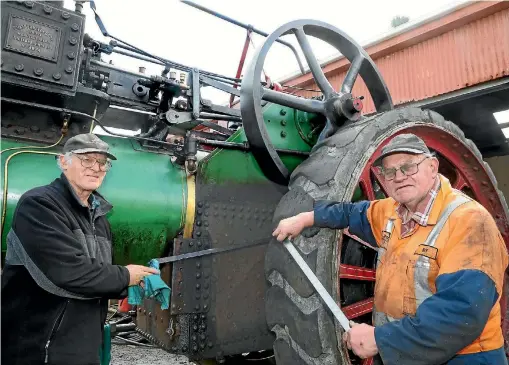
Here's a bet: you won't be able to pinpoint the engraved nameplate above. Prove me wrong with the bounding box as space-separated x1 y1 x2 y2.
4 15 61 61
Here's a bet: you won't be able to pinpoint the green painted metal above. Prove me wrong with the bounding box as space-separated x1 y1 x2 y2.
1 102 323 265
99 324 112 365
1 136 186 265
202 103 323 183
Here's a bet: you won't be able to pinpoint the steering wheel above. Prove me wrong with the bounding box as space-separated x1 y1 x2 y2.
240 19 393 184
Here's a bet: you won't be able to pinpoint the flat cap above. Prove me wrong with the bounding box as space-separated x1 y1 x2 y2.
63 133 117 160
374 133 431 166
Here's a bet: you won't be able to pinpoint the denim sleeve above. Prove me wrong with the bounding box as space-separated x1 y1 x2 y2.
374 270 498 365
313 200 377 247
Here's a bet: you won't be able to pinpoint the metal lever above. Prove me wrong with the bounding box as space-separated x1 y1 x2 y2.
283 239 351 331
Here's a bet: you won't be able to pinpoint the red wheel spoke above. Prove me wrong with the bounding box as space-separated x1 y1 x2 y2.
362 358 374 365
453 172 468 191
359 168 376 200
340 264 376 281
342 297 374 319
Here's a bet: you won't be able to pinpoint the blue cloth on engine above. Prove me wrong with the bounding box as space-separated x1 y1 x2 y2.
127 259 170 310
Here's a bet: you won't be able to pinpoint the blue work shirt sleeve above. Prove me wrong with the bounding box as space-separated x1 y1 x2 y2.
374 269 498 365
313 200 377 247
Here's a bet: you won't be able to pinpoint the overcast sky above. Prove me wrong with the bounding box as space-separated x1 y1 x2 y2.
64 0 468 104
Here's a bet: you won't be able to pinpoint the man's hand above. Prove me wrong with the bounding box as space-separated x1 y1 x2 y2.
272 212 314 242
343 322 378 359
125 265 160 286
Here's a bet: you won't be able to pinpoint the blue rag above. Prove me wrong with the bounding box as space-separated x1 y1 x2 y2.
127 259 170 310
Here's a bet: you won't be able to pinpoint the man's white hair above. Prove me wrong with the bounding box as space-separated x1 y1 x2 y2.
57 152 73 171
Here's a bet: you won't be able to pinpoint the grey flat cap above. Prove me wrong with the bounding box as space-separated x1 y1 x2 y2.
63 133 117 160
374 133 431 166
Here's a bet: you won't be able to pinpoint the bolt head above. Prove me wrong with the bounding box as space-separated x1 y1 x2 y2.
67 51 76 60
43 5 52 13
71 23 79 31
65 66 73 74
33 68 43 76
61 11 70 19
24 1 34 8
280 131 287 138
281 120 287 126
69 37 77 45
280 109 287 116
52 73 61 80
15 64 24 72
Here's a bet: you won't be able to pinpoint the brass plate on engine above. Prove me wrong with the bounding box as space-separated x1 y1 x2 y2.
4 15 61 62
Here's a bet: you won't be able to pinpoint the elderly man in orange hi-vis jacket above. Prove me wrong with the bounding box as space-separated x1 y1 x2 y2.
273 133 509 365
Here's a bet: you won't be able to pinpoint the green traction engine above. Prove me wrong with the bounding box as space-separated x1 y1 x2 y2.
2 2 508 365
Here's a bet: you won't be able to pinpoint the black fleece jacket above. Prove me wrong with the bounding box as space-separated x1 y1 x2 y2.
1 174 130 365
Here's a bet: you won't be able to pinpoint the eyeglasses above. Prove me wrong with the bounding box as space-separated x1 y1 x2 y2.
75 155 112 172
380 156 429 181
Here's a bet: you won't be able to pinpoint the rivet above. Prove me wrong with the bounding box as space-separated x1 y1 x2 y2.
182 345 188 352
67 51 76 60
280 109 286 116
203 304 208 310
52 73 61 80
30 125 40 132
201 323 207 329
193 325 198 331
205 202 210 208
195 304 200 310
197 209 202 215
33 68 43 76
189 241 194 246
281 120 287 126
463 154 469 158
473 167 479 171
204 292 209 299
143 309 146 314
193 314 198 320
482 181 488 186
196 273 201 278
200 343 205 349
192 345 198 352
71 23 79 31
192 335 197 341
198 202 203 208
148 312 152 317
43 5 52 13
196 284 201 289
62 11 70 19
208 342 213 348
196 231 201 236
65 66 74 74
15 64 24 72
196 262 201 268
204 222 209 227
452 143 459 147
195 293 200 299
201 314 206 319
196 221 202 226
69 37 77 45
172 346 178 351
24 1 34 8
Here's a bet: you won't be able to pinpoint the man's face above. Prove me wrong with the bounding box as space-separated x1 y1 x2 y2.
381 153 438 207
60 152 109 192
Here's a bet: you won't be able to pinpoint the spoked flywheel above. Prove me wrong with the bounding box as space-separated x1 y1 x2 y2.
240 19 393 185
265 107 509 365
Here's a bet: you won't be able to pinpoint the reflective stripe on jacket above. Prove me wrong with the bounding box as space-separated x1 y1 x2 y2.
314 174 509 364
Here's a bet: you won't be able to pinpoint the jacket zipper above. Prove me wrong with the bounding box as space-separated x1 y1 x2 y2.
44 300 69 364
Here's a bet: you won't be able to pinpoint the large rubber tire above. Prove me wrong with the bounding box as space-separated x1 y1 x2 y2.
264 107 509 365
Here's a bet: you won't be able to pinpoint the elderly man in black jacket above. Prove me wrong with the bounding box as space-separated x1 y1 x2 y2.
1 133 158 365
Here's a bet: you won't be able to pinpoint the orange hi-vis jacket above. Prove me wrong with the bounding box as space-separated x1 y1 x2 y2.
314 174 508 364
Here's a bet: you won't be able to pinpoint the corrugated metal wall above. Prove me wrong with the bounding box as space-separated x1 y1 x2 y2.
290 7 509 114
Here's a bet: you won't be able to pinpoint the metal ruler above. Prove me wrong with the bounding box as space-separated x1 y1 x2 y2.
283 239 351 331
157 237 270 264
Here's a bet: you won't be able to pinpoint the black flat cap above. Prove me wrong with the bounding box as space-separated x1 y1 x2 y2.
374 133 431 166
63 133 117 160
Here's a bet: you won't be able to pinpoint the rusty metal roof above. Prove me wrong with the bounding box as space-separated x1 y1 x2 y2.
283 1 509 114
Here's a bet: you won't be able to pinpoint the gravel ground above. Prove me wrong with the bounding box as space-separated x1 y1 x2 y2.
110 344 192 365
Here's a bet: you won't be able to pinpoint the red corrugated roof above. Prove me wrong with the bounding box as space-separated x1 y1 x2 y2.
284 2 509 114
